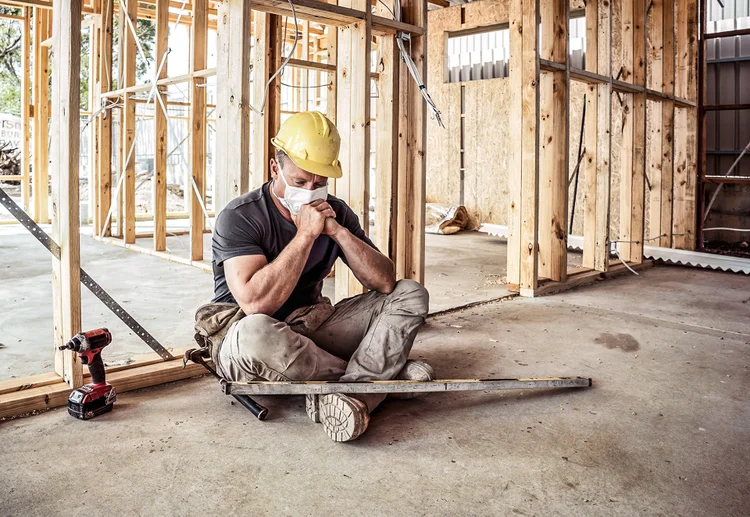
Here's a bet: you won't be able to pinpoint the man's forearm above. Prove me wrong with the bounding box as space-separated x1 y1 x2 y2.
332 228 396 293
240 233 316 315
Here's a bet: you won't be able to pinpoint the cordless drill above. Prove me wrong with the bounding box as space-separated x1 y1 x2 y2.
59 328 116 420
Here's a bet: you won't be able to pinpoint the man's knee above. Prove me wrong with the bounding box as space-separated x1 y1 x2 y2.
233 314 281 363
389 279 429 317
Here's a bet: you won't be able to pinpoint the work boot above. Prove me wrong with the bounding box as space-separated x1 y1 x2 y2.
391 360 435 400
311 393 369 442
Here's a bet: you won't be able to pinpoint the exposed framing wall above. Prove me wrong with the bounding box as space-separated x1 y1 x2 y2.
425 0 699 296
0 0 427 418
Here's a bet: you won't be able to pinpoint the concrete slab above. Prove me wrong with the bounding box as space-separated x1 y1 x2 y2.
1 266 748 515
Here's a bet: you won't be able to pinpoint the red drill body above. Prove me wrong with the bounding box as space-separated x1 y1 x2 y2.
59 329 116 420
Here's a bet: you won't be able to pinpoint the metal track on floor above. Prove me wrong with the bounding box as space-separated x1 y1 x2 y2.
478 224 750 275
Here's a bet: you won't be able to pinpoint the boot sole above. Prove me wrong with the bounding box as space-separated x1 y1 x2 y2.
319 394 369 442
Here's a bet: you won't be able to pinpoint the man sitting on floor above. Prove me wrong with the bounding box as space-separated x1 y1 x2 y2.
208 111 433 442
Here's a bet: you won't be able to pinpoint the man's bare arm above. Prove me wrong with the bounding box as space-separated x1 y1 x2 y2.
225 200 335 316
223 232 317 316
329 224 396 294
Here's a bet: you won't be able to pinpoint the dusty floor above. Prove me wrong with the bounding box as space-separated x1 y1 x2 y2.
1 266 749 515
0 225 515 380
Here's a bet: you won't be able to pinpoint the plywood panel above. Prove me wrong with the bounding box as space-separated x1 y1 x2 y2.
463 78 510 228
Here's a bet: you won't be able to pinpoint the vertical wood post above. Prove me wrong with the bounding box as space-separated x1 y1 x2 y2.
335 0 371 301
538 0 569 282
120 0 137 243
21 8 30 212
660 0 675 248
251 12 281 189
153 0 169 251
95 0 113 238
189 0 207 261
215 0 251 213
33 8 50 224
374 32 399 260
51 0 83 388
673 0 698 250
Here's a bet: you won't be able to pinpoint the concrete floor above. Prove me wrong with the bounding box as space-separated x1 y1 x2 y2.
0 226 512 380
1 266 748 515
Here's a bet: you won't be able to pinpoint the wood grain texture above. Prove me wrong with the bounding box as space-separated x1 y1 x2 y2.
507 0 523 286
189 0 207 261
120 0 137 244
51 0 83 388
214 0 251 212
153 0 168 251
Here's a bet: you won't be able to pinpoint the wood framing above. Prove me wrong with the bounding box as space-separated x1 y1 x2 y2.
94 0 113 237
189 0 207 261
215 0 252 212
538 0 568 282
374 23 399 259
120 0 137 243
50 0 83 388
21 8 30 211
153 0 169 251
334 0 371 301
32 7 50 223
250 12 282 189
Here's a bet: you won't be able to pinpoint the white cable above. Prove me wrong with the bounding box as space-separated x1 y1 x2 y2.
610 243 639 276
703 227 750 232
189 174 215 231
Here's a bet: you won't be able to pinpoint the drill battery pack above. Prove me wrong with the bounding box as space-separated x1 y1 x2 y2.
67 384 117 420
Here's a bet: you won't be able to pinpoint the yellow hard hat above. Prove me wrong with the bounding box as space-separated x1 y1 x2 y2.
271 111 343 179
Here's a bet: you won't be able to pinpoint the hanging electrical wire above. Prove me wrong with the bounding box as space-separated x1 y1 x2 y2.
250 0 300 116
392 0 444 128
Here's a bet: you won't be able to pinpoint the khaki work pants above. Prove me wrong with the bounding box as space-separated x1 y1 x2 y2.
216 279 429 412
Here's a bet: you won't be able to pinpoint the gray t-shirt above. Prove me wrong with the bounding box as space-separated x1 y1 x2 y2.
211 181 376 321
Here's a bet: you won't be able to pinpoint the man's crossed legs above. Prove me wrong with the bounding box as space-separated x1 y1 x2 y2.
216 279 431 441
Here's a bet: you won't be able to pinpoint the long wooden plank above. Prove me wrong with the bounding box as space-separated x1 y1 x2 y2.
96 0 113 237
189 0 207 261
153 0 169 251
214 0 251 213
120 0 137 243
0 361 207 420
89 21 99 231
50 0 83 388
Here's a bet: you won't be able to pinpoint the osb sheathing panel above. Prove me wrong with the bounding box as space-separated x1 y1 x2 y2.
463 78 511 228
426 0 624 231
426 6 461 206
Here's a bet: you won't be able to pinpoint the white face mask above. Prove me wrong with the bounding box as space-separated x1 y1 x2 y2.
274 168 328 216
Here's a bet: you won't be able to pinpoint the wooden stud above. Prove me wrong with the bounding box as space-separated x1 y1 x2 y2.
189 0 207 261
95 0 113 237
153 0 169 251
621 0 647 262
50 0 83 388
507 0 523 287
214 0 252 212
250 12 280 189
374 1 399 259
120 0 137 243
538 0 568 282
89 20 99 230
334 0 371 300
33 8 50 224
401 0 427 284
21 8 30 212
